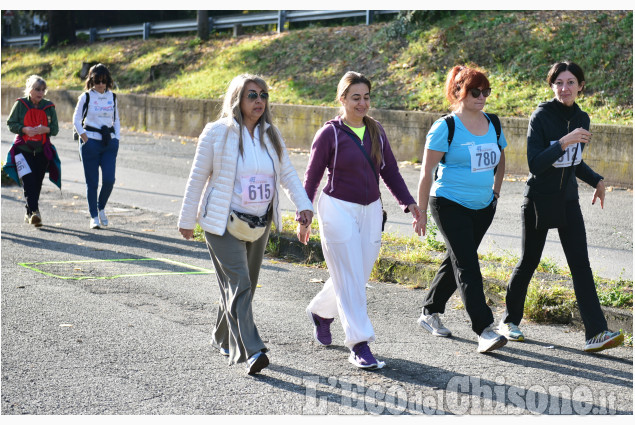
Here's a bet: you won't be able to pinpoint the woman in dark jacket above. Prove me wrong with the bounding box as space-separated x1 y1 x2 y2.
499 61 623 352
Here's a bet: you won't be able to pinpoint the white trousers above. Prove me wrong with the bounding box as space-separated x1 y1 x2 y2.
307 193 383 349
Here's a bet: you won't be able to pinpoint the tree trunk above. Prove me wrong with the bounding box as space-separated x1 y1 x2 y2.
45 10 76 48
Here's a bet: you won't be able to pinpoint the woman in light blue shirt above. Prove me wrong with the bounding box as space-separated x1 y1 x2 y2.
413 65 507 353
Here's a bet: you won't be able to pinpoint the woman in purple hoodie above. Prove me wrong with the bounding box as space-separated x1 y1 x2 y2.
299 71 421 369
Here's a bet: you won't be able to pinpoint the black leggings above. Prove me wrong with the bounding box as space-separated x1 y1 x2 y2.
20 151 49 215
423 196 497 336
502 197 607 339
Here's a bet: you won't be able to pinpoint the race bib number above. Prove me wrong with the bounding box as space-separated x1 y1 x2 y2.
551 141 582 168
241 174 274 205
468 143 500 173
14 153 32 178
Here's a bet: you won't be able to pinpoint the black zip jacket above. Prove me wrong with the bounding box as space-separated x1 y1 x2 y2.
524 98 603 200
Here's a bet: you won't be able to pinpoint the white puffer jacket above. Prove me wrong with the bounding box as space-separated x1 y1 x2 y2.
178 118 313 235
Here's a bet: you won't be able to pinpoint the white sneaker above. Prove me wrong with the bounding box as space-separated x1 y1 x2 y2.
417 312 452 337
98 209 109 226
478 324 508 353
90 217 101 229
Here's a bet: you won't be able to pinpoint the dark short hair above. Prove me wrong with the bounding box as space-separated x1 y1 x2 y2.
547 61 585 87
85 63 114 91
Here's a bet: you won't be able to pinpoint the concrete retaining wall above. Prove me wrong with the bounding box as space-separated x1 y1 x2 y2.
3 86 632 187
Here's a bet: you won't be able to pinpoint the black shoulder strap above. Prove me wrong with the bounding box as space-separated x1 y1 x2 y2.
440 114 455 164
81 92 90 127
112 92 117 122
485 113 501 142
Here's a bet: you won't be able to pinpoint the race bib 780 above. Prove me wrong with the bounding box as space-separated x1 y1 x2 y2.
468 143 500 173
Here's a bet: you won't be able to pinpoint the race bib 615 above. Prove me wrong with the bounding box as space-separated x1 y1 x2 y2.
241 174 274 205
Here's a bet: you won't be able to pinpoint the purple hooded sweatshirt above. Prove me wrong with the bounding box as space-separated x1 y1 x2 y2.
303 116 415 211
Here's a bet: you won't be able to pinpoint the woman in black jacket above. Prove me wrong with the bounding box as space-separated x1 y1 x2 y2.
499 61 623 352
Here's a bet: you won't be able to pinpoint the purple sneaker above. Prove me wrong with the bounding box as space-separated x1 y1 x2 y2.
349 342 380 369
307 308 334 346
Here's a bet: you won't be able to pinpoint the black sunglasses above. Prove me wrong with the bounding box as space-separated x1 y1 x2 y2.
247 91 269 100
470 88 491 98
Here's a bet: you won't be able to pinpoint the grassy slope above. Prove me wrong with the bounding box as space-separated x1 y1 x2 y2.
1 10 632 124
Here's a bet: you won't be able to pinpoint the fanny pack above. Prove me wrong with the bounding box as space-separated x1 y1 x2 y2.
226 209 269 242
85 125 114 145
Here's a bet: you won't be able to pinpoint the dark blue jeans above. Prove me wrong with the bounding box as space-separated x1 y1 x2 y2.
423 196 497 336
502 197 607 339
81 138 119 218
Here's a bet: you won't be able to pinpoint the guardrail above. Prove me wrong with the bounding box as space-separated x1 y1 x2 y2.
2 10 399 47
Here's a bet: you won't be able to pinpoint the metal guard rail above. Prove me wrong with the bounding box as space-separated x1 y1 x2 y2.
3 10 399 47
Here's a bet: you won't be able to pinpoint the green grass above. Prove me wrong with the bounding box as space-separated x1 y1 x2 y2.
524 283 578 324
1 10 631 124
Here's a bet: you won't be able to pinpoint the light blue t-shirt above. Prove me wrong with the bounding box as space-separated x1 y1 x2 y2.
426 113 508 210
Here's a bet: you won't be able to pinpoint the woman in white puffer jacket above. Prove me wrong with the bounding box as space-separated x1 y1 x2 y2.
178 74 313 375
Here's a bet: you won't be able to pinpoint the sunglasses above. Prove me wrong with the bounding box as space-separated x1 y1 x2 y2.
246 91 269 100
93 79 107 85
470 88 491 98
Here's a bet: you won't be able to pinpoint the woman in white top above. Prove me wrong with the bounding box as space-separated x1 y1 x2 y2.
178 74 314 375
72 63 120 229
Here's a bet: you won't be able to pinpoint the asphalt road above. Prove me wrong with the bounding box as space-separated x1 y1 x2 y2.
1 121 632 415
2 120 631 280
1 182 633 415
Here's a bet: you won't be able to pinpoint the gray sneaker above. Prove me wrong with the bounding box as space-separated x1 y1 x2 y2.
478 324 508 353
417 312 452 337
498 321 525 341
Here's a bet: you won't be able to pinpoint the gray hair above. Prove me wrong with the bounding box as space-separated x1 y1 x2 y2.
219 73 282 159
24 75 47 97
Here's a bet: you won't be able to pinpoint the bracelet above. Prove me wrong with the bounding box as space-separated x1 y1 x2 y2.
493 191 500 198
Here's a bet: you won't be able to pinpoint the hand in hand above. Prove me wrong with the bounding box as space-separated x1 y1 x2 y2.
413 211 427 237
297 223 311 245
408 203 422 222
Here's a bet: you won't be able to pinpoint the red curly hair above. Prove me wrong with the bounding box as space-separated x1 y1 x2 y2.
444 65 490 110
